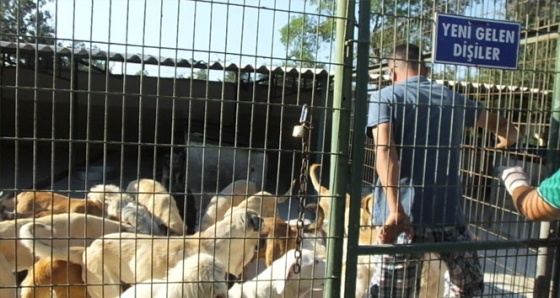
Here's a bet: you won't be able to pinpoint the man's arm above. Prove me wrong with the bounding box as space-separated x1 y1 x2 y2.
372 122 402 214
476 110 519 148
371 122 411 243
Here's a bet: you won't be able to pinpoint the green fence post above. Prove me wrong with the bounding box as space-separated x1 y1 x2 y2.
343 0 371 296
548 36 560 173
545 34 560 298
325 0 355 296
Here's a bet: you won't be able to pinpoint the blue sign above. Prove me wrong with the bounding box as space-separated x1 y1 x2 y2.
434 14 521 69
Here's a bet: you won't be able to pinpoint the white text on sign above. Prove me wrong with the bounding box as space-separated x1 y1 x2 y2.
441 22 517 62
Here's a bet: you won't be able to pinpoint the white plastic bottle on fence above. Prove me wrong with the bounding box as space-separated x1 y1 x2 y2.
370 233 420 297
381 232 411 270
371 232 412 292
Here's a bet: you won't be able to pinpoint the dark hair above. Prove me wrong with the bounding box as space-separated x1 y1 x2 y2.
388 43 424 70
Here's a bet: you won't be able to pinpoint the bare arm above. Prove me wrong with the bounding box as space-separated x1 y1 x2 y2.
372 122 402 214
371 122 411 243
476 110 519 148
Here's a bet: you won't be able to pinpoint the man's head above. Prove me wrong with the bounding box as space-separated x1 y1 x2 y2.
387 43 428 83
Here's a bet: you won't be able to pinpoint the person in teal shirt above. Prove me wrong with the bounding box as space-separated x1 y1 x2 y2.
498 166 560 220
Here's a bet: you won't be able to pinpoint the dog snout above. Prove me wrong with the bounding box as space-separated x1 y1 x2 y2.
249 214 263 231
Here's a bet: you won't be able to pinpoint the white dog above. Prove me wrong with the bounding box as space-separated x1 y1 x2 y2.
120 253 227 298
32 209 263 298
229 249 326 298
126 179 186 235
199 180 258 231
89 184 168 235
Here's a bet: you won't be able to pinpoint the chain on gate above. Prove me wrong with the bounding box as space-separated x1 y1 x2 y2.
292 104 312 274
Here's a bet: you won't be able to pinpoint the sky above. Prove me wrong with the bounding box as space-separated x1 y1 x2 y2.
46 0 323 77
43 0 508 79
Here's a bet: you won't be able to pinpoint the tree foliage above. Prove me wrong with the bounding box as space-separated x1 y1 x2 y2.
474 0 560 87
279 0 477 67
194 69 208 80
223 71 237 83
1 0 56 69
58 42 111 73
0 0 54 43
279 1 335 67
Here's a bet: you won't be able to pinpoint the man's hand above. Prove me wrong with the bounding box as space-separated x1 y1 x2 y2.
378 211 413 244
476 110 520 149
496 126 519 149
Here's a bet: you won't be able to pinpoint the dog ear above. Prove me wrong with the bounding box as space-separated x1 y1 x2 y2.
360 194 374 225
125 180 139 193
361 194 374 212
303 203 325 232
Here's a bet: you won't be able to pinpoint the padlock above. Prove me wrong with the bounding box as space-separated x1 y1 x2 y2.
292 124 307 138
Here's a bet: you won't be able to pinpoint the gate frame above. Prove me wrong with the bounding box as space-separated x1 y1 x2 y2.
342 3 560 298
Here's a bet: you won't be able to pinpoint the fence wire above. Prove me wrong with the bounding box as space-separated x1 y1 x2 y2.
0 0 558 298
350 1 560 298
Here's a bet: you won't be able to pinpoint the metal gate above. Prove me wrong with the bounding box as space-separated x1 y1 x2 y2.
0 0 558 297
0 0 340 297
346 0 560 298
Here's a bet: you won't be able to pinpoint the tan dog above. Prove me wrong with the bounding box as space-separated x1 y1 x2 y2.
257 204 325 267
357 194 377 245
224 181 295 219
310 164 446 297
199 180 258 231
32 209 264 298
8 191 105 217
309 163 340 222
0 213 132 296
309 163 371 237
126 179 186 235
20 257 88 298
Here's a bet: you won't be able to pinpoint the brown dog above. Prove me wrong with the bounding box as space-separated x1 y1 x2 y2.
256 204 325 266
9 191 105 217
0 205 60 221
20 257 88 298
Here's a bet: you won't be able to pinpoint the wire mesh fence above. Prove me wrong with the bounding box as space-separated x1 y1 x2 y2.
350 1 560 298
0 0 559 297
1 0 341 297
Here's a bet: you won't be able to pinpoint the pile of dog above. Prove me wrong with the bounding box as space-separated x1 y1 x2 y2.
0 176 329 298
0 163 445 298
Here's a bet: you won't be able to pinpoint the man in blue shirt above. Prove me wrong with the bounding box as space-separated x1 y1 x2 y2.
367 44 519 297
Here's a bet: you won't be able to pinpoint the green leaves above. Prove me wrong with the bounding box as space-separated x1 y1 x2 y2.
278 0 478 67
280 14 334 67
0 0 55 43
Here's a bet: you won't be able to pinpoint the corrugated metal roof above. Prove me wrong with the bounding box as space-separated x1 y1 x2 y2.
0 41 331 78
434 79 550 94
368 73 551 95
